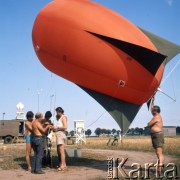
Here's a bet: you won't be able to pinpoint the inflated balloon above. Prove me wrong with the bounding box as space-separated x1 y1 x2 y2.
32 0 180 133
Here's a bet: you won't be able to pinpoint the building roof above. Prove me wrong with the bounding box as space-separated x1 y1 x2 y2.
163 126 176 128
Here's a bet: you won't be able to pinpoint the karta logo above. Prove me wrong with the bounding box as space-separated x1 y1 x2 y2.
107 157 179 179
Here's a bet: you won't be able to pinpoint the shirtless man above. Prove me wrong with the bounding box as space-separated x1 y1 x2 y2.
31 112 52 174
25 111 34 171
147 99 164 172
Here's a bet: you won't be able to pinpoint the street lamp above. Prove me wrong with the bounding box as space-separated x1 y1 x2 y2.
3 112 5 120
37 89 43 112
50 94 54 112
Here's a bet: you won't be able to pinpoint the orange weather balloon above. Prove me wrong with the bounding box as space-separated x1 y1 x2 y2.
32 0 180 133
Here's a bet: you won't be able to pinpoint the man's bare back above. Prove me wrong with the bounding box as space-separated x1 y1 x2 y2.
33 121 43 136
32 113 52 136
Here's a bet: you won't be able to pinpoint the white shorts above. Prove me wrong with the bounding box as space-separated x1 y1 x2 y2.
56 131 66 145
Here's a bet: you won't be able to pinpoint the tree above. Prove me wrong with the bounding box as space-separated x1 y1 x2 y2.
127 129 131 134
116 130 121 135
139 128 144 135
65 130 69 136
106 129 111 135
144 126 150 135
111 129 116 134
176 126 180 134
130 128 135 135
70 130 74 136
95 128 102 136
135 127 140 135
85 129 92 137
101 128 107 134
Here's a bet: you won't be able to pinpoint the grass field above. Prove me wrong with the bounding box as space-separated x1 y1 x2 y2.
70 136 180 156
71 135 180 176
0 136 179 178
0 145 105 170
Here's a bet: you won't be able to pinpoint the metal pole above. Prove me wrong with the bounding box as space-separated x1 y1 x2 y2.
51 93 56 124
54 92 56 112
3 112 5 120
38 92 40 112
50 96 52 111
52 93 56 124
50 94 54 112
37 89 42 112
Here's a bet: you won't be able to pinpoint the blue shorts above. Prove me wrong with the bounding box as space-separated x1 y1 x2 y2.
26 134 33 143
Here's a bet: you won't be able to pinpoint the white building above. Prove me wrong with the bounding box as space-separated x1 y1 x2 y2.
163 126 176 136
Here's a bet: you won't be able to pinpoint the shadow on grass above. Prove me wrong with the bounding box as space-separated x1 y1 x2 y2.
13 155 142 173
13 156 27 170
14 155 109 172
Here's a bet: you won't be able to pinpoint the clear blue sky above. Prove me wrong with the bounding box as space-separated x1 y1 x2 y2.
0 0 179 132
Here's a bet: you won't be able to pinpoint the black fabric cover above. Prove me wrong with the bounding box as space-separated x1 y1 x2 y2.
79 86 141 134
139 28 180 65
87 31 167 75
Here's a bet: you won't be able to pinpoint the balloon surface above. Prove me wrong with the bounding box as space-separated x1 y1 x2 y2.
32 0 180 133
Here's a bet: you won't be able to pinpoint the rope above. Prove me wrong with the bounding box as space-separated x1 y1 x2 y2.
170 73 177 101
85 84 120 129
85 112 106 129
161 58 180 85
42 74 55 107
157 58 180 103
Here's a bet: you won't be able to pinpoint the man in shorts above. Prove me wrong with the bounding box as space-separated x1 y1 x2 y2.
147 100 164 172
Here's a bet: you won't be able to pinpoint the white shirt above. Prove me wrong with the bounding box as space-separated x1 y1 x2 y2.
55 115 66 127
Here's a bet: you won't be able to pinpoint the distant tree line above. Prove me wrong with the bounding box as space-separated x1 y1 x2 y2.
66 126 180 137
67 129 93 137
94 128 121 136
67 128 120 137
127 127 144 135
93 127 144 136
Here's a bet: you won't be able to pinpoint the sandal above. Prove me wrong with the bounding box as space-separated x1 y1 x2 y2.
157 164 164 173
56 162 62 168
58 167 67 171
28 167 32 172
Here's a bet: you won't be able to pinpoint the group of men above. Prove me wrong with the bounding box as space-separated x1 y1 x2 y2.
25 107 67 174
24 99 164 174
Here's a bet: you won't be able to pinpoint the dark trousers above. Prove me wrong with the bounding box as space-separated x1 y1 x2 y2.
32 136 44 172
42 136 48 166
